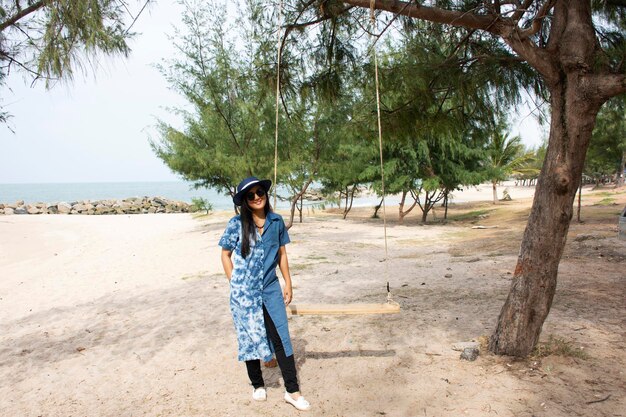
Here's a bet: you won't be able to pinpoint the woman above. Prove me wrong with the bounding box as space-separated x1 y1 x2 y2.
219 176 311 411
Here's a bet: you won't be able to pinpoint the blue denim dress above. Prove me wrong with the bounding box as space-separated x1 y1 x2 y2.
219 212 293 362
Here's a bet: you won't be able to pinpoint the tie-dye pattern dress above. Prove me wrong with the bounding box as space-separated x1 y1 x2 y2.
218 213 293 362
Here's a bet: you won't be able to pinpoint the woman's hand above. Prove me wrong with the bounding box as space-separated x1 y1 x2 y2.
221 249 233 281
283 283 293 306
278 246 293 305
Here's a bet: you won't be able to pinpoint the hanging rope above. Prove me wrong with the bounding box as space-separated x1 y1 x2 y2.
269 0 397 309
370 0 393 303
273 0 284 208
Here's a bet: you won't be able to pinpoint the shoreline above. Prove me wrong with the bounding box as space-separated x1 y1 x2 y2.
0 180 538 215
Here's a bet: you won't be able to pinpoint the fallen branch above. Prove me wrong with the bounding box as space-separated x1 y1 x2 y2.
585 394 611 404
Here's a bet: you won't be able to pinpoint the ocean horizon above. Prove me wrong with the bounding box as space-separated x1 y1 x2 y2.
0 181 240 210
0 181 385 211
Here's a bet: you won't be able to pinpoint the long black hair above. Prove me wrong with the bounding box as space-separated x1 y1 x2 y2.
240 191 271 259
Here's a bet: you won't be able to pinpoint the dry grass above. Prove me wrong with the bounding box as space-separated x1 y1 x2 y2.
531 335 590 360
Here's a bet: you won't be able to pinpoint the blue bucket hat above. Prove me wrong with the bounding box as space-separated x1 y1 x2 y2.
233 176 272 206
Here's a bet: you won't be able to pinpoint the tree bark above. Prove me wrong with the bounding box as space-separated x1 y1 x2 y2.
398 190 407 224
618 151 626 187
492 180 498 205
490 76 603 356
577 179 582 223
373 196 384 218
488 0 623 357
420 190 432 223
398 189 418 224
286 179 314 229
343 185 357 219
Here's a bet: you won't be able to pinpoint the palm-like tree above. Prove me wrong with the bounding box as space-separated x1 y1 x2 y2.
484 132 538 204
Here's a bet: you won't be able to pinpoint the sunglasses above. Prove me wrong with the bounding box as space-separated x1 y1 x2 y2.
246 188 266 201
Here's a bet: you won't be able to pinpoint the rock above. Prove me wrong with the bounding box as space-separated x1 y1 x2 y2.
460 347 479 361
444 273 452 278
15 200 24 206
1 197 191 216
452 341 480 352
153 197 167 206
57 202 72 214
574 234 605 242
500 189 512 201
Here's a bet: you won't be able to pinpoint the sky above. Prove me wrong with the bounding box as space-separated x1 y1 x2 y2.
0 2 547 185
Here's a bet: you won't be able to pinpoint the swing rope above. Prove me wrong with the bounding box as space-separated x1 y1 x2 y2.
272 0 399 314
369 0 393 304
272 0 284 209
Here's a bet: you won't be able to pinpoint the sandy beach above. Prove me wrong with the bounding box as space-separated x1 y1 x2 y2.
1 184 624 417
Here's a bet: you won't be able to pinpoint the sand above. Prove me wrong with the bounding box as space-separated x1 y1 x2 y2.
1 184 624 417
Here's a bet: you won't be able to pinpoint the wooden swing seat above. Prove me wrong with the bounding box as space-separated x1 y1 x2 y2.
287 302 400 316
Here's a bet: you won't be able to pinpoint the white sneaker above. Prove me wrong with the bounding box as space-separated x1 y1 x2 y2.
252 387 267 401
284 392 311 411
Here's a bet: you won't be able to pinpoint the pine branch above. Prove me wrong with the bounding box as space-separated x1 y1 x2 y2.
0 0 45 32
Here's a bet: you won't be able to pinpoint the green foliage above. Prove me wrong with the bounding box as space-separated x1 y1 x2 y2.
354 24 507 220
190 197 213 214
152 1 278 196
153 0 343 223
484 128 535 181
0 1 137 84
586 96 626 182
1 0 143 122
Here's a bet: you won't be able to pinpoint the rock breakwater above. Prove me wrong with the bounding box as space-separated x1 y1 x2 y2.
0 197 196 215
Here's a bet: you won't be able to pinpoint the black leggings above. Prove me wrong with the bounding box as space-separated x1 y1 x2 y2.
245 305 299 393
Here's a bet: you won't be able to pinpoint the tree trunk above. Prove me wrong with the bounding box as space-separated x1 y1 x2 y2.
373 197 384 218
343 185 357 219
398 190 407 224
490 79 603 356
420 190 431 223
286 179 314 229
443 191 449 221
618 151 626 187
398 189 418 224
577 179 582 223
492 180 498 204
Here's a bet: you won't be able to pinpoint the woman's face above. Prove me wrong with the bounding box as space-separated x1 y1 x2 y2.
246 185 267 211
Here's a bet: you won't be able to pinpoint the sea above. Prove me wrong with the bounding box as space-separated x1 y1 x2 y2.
0 181 383 211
